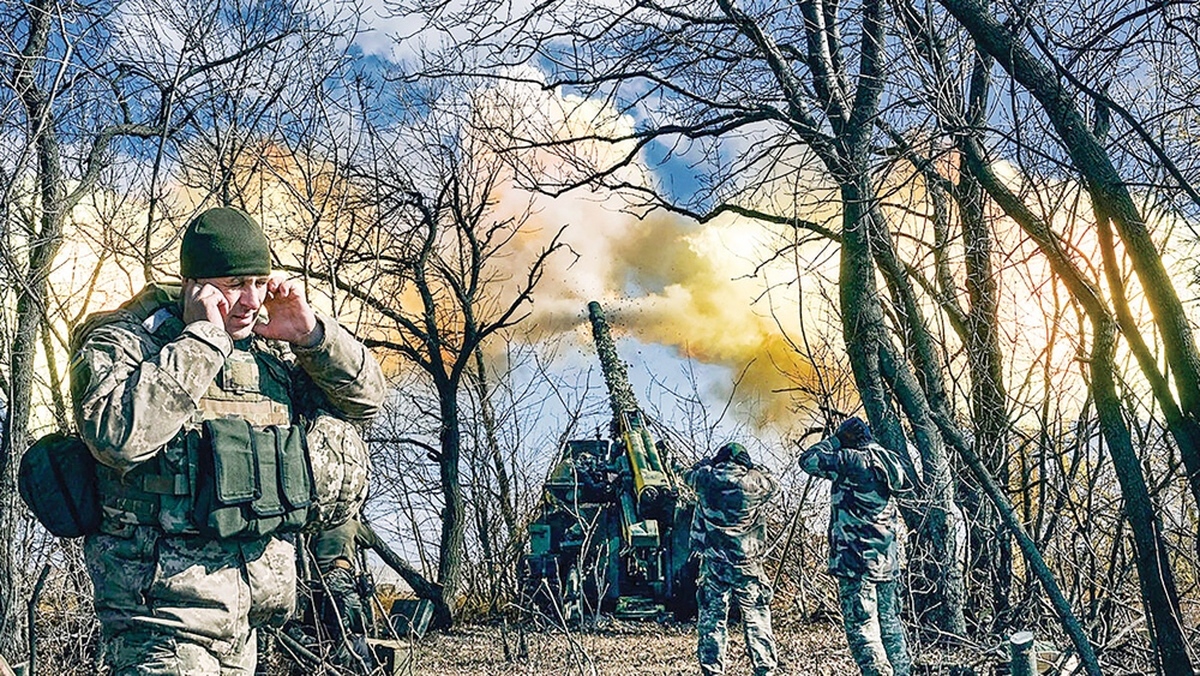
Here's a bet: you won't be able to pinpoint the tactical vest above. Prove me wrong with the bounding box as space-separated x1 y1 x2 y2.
86 284 313 539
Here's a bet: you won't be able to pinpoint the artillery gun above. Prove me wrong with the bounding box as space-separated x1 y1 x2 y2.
520 301 697 623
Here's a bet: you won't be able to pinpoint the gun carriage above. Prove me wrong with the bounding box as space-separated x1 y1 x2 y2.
520 302 697 623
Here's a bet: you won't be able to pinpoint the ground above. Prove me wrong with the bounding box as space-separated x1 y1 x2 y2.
403 620 849 675
395 619 988 675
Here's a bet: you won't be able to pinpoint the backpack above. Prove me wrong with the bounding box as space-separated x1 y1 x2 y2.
18 431 101 538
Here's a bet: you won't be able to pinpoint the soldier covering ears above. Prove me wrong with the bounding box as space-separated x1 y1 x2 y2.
70 207 385 674
800 417 914 676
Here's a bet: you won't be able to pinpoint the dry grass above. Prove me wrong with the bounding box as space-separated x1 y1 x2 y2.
403 619 880 675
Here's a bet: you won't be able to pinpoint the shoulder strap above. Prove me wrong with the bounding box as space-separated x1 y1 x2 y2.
71 283 183 353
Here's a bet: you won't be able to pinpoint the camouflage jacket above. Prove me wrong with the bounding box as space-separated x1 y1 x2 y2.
70 283 386 476
685 460 779 567
799 436 911 581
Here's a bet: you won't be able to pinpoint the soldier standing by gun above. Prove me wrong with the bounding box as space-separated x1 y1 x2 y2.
686 442 779 676
70 207 385 674
799 417 913 676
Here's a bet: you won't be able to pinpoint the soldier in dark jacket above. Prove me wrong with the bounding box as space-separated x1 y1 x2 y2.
800 417 913 676
685 442 779 676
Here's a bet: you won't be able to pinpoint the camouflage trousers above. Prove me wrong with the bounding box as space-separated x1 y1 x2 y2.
85 527 296 675
837 577 910 676
696 558 778 676
317 566 376 672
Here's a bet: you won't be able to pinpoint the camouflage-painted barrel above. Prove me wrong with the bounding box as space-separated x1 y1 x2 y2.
587 302 674 519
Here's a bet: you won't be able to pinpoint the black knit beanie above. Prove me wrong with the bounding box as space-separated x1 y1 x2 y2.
179 207 271 279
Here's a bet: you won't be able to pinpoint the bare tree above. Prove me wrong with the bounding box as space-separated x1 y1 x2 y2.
287 78 568 626
884 2 1016 624
925 0 1200 670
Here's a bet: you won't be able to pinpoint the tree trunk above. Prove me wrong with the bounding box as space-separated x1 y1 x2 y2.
436 387 466 627
2 0 68 653
864 206 968 636
471 346 518 541
957 47 1013 623
840 178 967 637
1089 317 1192 674
961 136 1196 674
354 522 451 624
896 366 1103 676
894 0 1014 625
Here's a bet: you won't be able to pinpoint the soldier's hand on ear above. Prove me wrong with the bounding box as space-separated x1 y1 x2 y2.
255 275 323 347
712 445 733 465
182 279 229 328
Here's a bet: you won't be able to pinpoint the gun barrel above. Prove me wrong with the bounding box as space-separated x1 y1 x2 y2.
588 301 638 438
588 302 676 518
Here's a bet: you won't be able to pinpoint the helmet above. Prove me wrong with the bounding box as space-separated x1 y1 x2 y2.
306 414 370 530
713 442 753 468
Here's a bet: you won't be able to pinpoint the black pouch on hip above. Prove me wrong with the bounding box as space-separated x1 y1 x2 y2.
19 432 101 538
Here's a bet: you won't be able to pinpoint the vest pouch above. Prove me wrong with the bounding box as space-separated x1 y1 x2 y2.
194 418 260 538
244 425 284 538
19 432 101 538
273 424 313 533
194 420 314 539
239 425 311 537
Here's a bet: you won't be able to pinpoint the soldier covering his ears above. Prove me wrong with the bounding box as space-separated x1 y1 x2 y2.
686 442 780 676
70 207 386 674
800 417 914 676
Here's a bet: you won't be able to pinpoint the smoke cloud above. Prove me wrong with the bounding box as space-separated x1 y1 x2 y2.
475 75 823 429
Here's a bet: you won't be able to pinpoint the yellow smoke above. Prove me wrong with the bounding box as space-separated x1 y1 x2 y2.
455 73 836 429
218 79 828 435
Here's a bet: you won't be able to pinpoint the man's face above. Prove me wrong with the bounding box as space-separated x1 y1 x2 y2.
194 275 270 339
